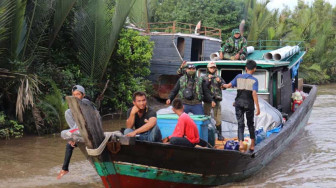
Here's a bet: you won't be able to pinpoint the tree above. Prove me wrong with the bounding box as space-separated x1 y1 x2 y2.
0 0 153 136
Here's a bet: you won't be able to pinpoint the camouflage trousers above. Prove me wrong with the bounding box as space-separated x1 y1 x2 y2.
222 52 246 60
204 101 221 127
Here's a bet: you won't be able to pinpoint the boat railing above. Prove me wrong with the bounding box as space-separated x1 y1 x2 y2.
248 40 305 50
139 21 222 39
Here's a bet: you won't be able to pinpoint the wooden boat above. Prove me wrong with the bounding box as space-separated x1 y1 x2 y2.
143 21 222 99
65 40 317 187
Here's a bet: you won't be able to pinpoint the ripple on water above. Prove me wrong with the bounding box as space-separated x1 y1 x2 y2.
0 160 102 188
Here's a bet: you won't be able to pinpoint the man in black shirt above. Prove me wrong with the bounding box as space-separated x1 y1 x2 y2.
125 91 162 142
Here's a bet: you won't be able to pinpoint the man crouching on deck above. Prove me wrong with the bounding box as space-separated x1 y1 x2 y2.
124 91 162 142
162 99 200 147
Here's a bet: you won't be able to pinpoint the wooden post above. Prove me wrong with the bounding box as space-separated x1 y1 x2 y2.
65 96 121 188
66 96 106 148
172 21 176 33
147 22 150 33
204 27 207 36
66 96 94 149
219 29 222 39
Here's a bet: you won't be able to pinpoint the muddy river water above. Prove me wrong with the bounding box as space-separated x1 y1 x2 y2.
0 84 335 188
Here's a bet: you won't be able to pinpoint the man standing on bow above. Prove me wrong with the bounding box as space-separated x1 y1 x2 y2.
167 64 210 115
203 62 226 140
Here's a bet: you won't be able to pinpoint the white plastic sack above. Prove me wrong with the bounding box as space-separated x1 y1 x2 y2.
221 90 282 136
61 128 83 142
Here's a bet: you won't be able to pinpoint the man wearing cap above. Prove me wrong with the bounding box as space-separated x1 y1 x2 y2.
203 62 226 140
166 64 210 115
57 85 94 179
220 29 247 60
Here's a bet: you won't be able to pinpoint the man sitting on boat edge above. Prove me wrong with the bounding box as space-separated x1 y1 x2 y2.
124 91 162 142
162 99 200 147
57 85 97 179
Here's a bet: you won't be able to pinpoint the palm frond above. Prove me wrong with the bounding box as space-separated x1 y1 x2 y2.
75 0 136 80
21 0 55 61
246 0 276 43
15 73 41 122
0 0 14 44
10 0 27 60
129 0 156 28
43 80 67 130
104 0 136 79
49 0 76 47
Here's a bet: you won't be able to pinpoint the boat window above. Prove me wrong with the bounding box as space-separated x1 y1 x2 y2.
252 70 268 91
198 68 207 77
177 37 185 58
191 38 203 61
277 71 284 89
220 69 243 83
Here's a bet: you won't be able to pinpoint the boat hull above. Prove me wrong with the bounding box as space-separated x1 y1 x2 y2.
96 85 316 187
71 85 316 188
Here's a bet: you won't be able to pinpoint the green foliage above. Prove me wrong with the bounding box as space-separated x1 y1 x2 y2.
153 0 245 39
287 0 336 84
0 112 5 124
1 0 336 136
103 29 154 112
299 63 329 84
129 0 156 28
0 111 24 139
74 0 136 81
43 81 68 129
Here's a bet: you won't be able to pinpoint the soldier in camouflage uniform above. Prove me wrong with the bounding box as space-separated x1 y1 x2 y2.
220 29 247 60
203 62 226 140
167 64 211 115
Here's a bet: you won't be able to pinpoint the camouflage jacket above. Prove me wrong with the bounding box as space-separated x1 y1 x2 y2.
220 36 247 55
203 73 226 102
168 75 204 105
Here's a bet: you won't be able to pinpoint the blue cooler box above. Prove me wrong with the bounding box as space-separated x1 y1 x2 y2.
157 114 210 142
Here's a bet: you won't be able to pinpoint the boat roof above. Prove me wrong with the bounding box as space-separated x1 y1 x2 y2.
191 50 306 69
143 32 222 42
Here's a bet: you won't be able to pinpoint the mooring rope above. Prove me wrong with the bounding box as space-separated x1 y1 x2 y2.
86 132 120 156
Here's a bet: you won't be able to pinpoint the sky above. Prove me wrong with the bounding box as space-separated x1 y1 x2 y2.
266 0 336 11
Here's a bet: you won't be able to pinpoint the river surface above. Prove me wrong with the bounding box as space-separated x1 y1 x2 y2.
0 84 335 188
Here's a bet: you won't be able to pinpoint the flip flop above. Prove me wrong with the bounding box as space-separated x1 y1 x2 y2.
57 170 69 179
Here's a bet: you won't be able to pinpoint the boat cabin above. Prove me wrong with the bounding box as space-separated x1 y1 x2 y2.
139 22 305 114
192 41 305 114
141 22 222 99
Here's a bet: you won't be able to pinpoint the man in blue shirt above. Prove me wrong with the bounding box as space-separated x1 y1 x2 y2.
223 60 260 152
